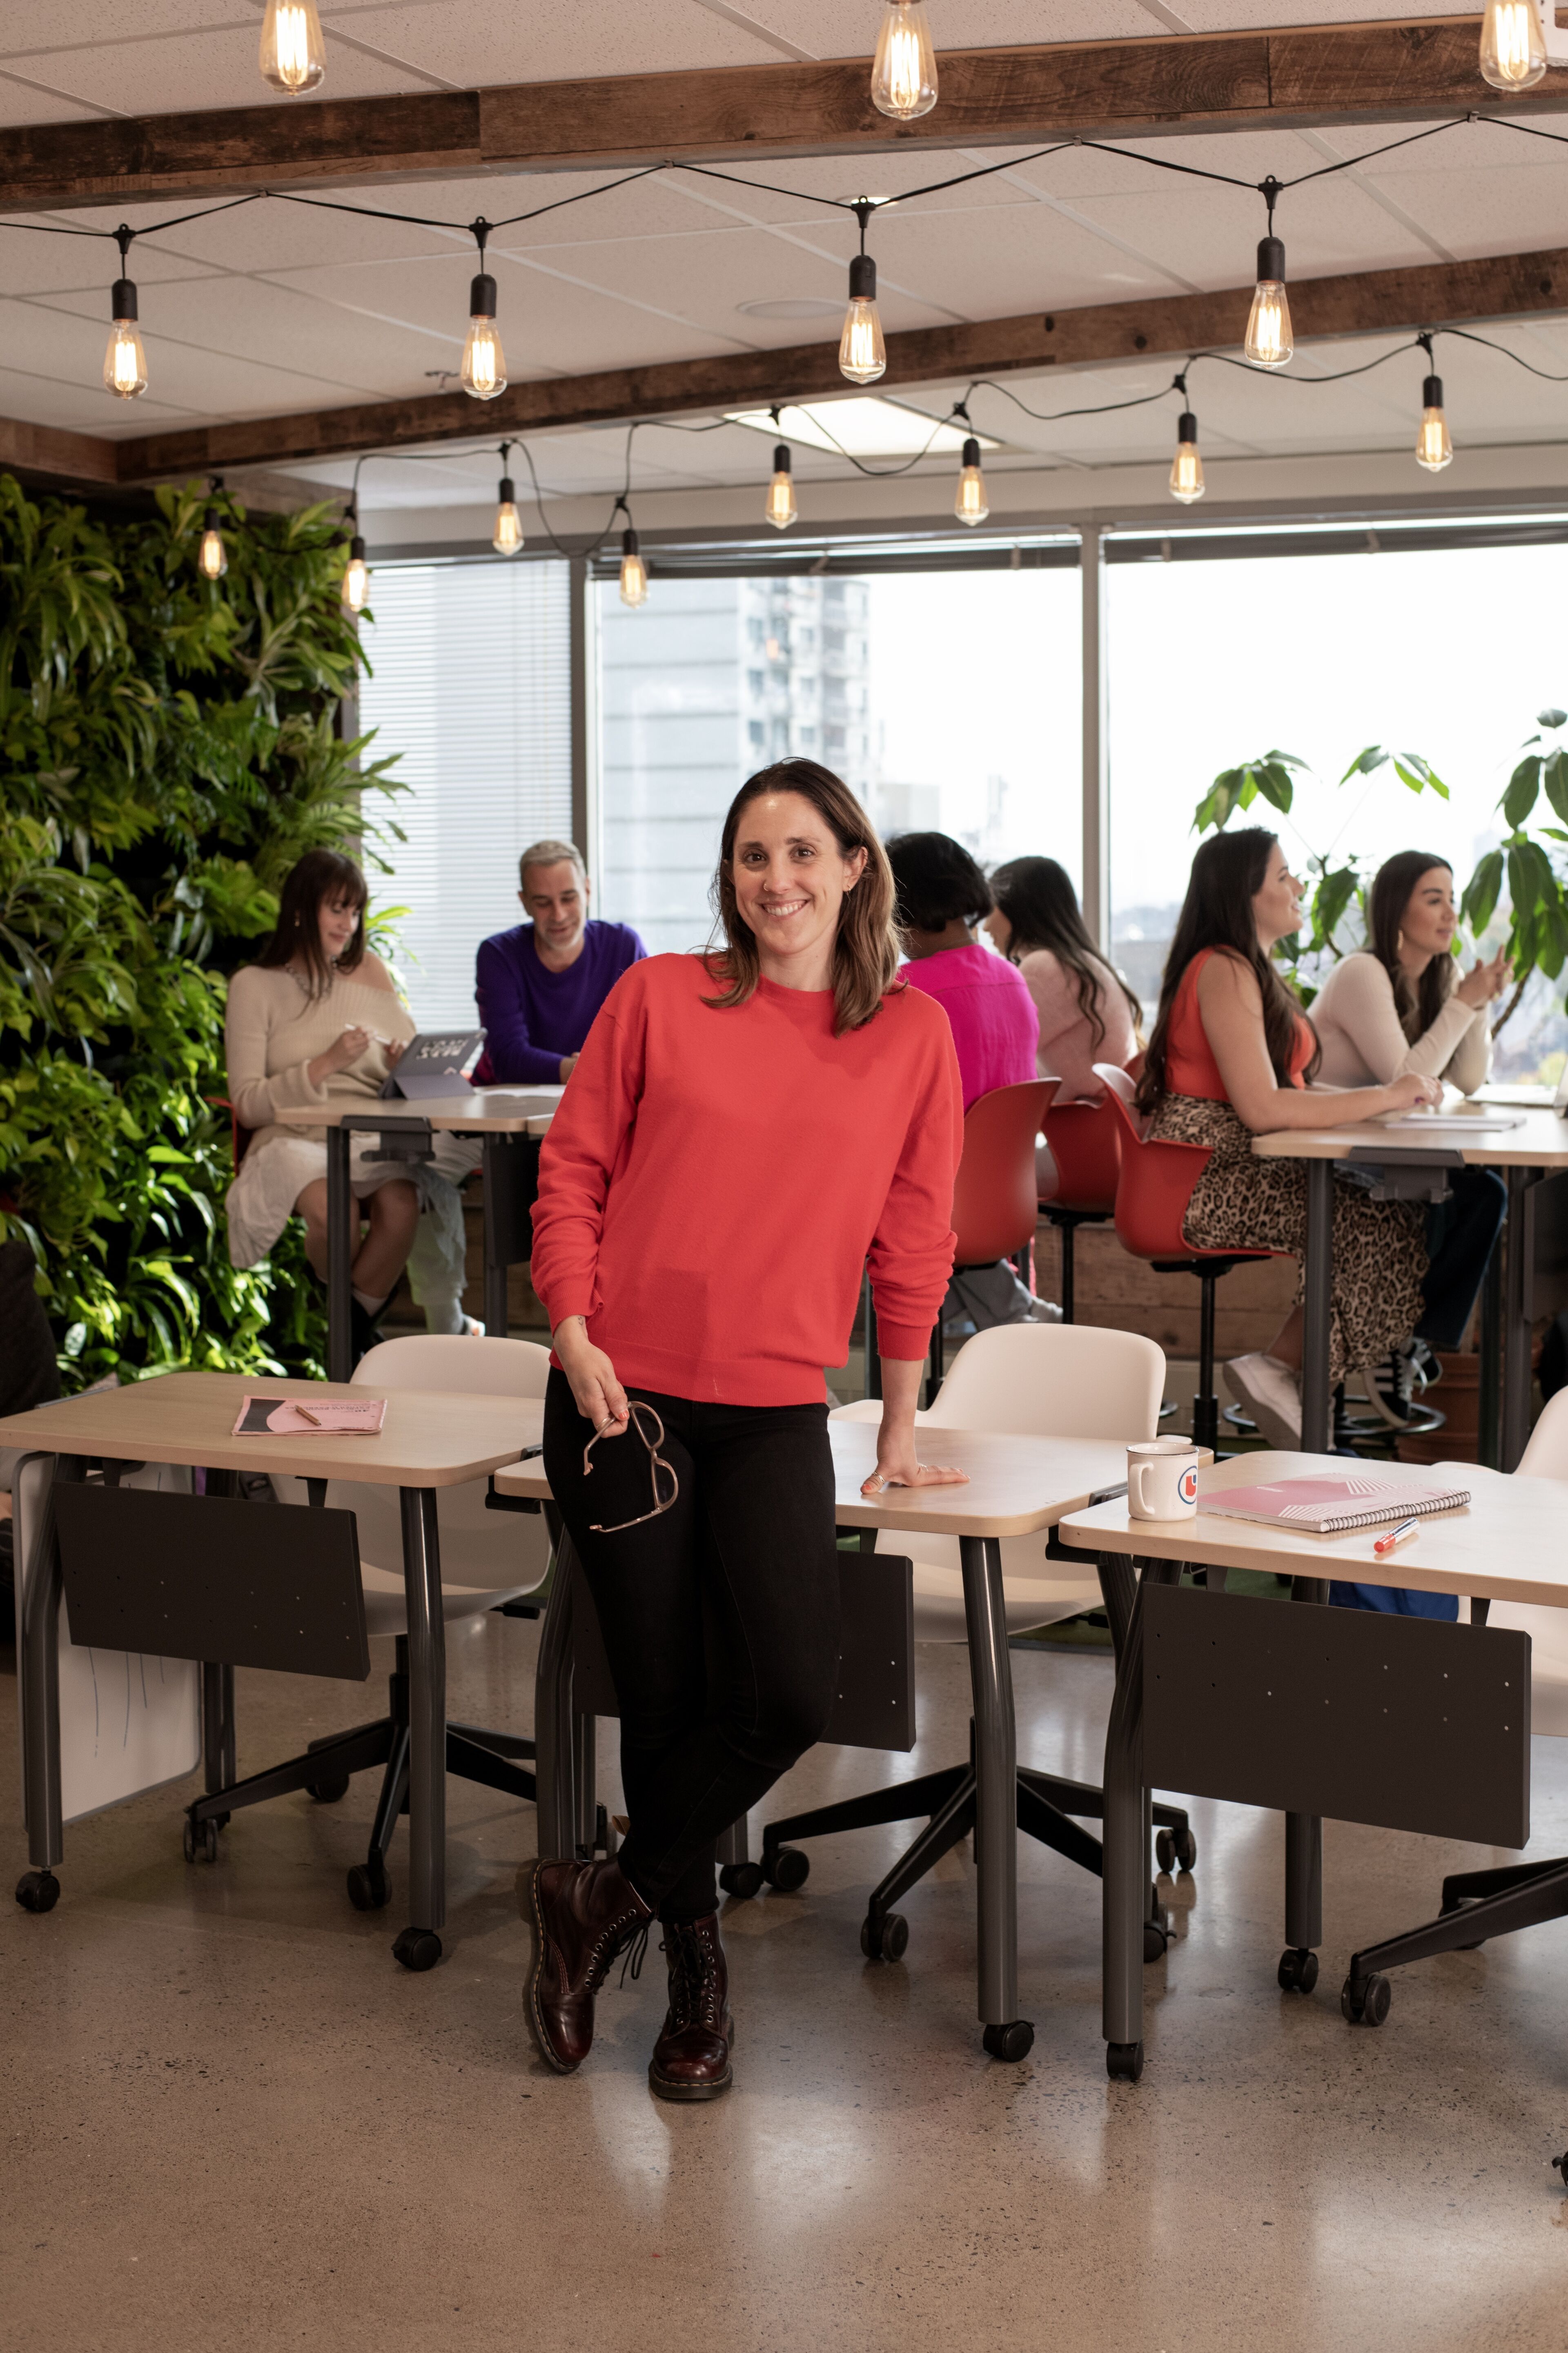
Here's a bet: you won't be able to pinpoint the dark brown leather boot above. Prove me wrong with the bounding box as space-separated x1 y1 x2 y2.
526 1857 653 2074
648 1914 733 2103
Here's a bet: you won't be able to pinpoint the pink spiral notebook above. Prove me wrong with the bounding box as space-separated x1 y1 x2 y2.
1198 1472 1470 1534
231 1395 387 1436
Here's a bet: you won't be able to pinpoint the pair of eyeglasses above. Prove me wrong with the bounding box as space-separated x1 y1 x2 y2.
584 1401 679 1534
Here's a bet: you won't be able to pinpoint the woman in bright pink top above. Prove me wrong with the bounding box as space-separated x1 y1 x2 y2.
884 832 1038 1106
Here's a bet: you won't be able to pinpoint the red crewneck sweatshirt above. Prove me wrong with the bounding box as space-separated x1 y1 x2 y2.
529 953 962 1407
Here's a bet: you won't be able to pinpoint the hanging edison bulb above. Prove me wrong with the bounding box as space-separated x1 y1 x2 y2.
1415 366 1453 473
492 469 524 555
1479 0 1547 88
764 443 797 530
1244 231 1293 369
1169 408 1205 503
871 0 938 120
103 232 147 399
954 436 989 526
198 499 228 579
619 523 648 609
840 253 886 386
461 230 506 400
341 530 370 613
259 0 326 94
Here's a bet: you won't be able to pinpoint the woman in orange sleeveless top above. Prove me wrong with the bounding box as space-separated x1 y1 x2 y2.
1135 829 1437 1449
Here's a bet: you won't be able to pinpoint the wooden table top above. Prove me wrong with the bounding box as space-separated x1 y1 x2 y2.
496 1421 1141 1538
1059 1447 1568 1610
274 1087 560 1136
1251 1104 1568 1169
0 1374 543 1490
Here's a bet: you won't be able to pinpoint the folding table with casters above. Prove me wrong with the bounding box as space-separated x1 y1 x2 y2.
0 1372 536 1973
498 1420 1160 2064
273 1088 559 1379
1252 1106 1568 1466
1060 1448 1568 2085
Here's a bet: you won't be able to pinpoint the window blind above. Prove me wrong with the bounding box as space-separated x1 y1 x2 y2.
358 559 572 1026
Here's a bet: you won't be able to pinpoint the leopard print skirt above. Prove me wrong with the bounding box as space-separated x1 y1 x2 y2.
1147 1095 1428 1385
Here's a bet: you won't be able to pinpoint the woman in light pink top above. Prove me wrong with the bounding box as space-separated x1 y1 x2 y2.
983 856 1141 1100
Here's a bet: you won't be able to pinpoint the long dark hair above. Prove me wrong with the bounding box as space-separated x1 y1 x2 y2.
254 848 368 997
884 831 992 936
1136 827 1318 1111
706 759 901 1035
989 854 1142 1048
1367 850 1454 1044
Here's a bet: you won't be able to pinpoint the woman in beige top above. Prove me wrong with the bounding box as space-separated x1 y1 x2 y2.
982 855 1140 1098
225 850 479 1338
1310 849 1511 1418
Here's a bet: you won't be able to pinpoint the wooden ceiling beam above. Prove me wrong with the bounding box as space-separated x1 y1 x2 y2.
0 416 119 488
0 18 1562 217
110 243 1568 485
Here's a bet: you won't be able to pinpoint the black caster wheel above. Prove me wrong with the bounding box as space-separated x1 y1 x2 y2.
1278 1947 1320 1994
718 1860 765 1900
762 1845 810 1894
1155 1827 1198 1874
392 1925 442 1972
1143 1918 1172 1963
183 1816 219 1865
347 1857 391 1912
15 1869 60 1914
1341 1972 1391 2027
1106 2040 1144 2082
982 2019 1034 2062
307 1773 351 1804
860 1911 909 1962
1553 2151 1568 2188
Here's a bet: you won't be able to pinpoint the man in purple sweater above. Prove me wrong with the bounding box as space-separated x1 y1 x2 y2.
473 840 646 1085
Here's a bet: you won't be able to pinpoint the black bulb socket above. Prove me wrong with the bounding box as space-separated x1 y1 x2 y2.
469 271 498 319
848 252 877 303
1422 372 1443 411
621 524 640 559
111 277 139 323
498 475 516 504
961 436 981 470
1176 410 1198 446
348 533 367 564
772 444 792 476
203 503 221 534
1255 234 1286 285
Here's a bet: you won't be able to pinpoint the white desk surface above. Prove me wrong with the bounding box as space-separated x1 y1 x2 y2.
1251 1103 1568 1170
274 1087 560 1137
1059 1447 1568 1610
497 1422 1146 1539
0 1374 542 1490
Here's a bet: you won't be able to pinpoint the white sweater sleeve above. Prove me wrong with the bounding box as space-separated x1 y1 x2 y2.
1313 952 1479 1087
224 967 331 1131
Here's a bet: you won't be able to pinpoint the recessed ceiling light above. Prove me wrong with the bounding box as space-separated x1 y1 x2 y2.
726 398 999 459
737 298 845 320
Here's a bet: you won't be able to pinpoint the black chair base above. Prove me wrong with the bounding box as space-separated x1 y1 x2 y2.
1042 1206 1110 1326
185 1633 537 1907
1341 1853 1568 2029
761 1720 1193 1962
1151 1255 1266 1454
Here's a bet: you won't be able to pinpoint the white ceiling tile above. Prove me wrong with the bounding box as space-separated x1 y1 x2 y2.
736 0 1158 56
324 0 783 83
18 23 434 114
0 71 104 121
867 201 1181 315
0 1 247 52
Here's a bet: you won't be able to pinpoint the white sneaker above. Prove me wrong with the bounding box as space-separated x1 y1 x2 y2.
1027 1298 1064 1324
1223 1352 1302 1452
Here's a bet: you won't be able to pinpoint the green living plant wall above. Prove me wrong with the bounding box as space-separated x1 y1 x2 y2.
0 475 400 1389
1192 720 1568 1036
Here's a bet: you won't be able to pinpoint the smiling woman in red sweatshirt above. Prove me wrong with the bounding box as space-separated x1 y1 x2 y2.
526 757 965 2103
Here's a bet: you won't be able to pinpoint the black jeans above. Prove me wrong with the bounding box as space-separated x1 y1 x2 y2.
543 1372 840 1923
1415 1167 1507 1352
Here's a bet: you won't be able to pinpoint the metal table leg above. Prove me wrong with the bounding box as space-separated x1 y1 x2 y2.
1300 1158 1334 1454
1501 1166 1535 1472
394 1485 446 1970
16 1453 84 1911
1479 1227 1503 1471
533 1509 578 1862
482 1133 511 1339
960 1532 1032 2059
1099 1548 1148 2079
326 1123 354 1383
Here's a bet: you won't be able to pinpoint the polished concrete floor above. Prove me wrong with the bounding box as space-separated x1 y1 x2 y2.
5 1610 1568 2353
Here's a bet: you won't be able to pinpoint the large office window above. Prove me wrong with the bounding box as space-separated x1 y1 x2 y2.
358 559 572 1024
1107 537 1568 1077
595 564 1081 955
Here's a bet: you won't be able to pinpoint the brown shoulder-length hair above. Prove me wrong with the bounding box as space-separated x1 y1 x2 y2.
254 848 368 998
705 759 902 1035
1368 849 1454 1045
1136 826 1319 1112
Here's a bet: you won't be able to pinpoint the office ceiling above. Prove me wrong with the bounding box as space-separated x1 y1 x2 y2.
2 0 1567 506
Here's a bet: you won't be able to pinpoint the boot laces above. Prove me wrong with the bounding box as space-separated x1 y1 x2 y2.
661 1921 717 2031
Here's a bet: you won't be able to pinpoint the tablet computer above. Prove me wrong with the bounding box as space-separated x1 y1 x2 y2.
380 1029 485 1099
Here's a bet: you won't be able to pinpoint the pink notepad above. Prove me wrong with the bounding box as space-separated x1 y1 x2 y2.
232 1395 387 1436
1198 1472 1469 1534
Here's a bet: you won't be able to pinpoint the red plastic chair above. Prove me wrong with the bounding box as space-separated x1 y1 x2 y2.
930 1079 1057 1396
1095 1068 1276 1452
1039 1091 1123 1324
207 1096 254 1169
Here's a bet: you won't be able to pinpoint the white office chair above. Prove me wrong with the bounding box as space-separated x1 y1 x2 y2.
185 1336 552 1911
760 1324 1197 1960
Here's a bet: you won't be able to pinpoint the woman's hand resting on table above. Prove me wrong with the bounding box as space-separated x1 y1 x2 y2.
1383 1072 1443 1114
553 1315 629 1433
858 1355 970 1497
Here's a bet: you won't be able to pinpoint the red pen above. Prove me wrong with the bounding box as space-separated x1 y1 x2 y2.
1373 1516 1419 1557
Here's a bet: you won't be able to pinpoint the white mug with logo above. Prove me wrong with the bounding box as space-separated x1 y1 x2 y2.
1127 1436 1200 1521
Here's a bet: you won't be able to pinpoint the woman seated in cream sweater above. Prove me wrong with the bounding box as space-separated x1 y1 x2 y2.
1311 849 1510 1421
224 850 481 1347
983 854 1140 1098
